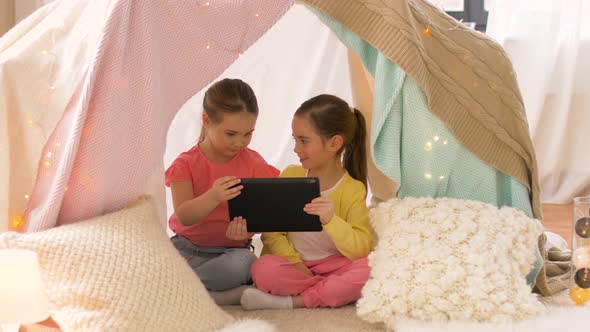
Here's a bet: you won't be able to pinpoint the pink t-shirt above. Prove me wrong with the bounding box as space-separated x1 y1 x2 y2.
165 145 279 247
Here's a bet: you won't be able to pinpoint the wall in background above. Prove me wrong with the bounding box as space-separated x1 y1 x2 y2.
16 0 42 23
0 0 15 37
0 0 52 37
430 0 490 32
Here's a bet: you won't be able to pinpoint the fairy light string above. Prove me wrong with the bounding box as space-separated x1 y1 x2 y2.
12 0 259 230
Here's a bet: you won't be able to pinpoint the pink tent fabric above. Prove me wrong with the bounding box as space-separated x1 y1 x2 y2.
25 0 294 231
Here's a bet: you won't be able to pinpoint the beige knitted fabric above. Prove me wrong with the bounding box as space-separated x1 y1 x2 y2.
534 234 574 296
0 196 234 332
302 0 541 220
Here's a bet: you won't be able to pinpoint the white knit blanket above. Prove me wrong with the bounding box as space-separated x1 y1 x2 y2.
358 197 545 327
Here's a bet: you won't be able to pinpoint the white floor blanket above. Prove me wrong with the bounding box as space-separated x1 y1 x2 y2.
393 291 590 332
225 291 590 332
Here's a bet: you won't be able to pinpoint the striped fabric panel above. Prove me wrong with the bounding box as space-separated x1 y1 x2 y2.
25 0 294 231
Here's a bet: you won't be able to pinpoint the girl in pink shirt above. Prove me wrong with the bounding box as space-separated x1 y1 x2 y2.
165 78 278 305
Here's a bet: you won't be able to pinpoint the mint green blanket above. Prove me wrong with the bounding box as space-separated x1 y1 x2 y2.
310 8 542 285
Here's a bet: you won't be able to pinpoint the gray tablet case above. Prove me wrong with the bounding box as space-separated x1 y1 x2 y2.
228 177 322 232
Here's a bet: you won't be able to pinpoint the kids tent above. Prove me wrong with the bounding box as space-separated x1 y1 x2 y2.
0 0 563 294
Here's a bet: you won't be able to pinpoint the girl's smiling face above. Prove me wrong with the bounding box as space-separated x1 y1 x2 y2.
291 115 334 170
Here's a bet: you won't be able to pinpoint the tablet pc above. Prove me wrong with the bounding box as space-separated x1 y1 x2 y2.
228 177 322 232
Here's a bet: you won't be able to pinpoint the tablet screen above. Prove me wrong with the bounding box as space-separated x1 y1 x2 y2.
228 177 322 232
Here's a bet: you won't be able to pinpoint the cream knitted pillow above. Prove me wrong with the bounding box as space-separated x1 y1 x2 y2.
358 197 545 326
0 196 233 332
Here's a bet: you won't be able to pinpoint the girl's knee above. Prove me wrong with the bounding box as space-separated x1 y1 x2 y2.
251 255 284 274
228 248 257 276
251 255 288 286
198 249 257 291
235 248 257 266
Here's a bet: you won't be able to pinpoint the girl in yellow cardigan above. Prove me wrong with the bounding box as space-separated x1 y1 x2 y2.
241 94 374 310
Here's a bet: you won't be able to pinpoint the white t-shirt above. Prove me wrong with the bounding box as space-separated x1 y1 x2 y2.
287 175 344 261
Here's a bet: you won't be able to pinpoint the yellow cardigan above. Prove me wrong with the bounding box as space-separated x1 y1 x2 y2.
261 165 373 263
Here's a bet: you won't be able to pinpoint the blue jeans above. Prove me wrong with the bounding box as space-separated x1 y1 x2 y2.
170 235 256 291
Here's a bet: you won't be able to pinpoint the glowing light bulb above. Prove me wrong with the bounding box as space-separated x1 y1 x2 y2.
424 142 433 151
570 285 590 305
443 140 448 145
43 161 52 168
574 268 590 288
438 175 445 181
575 217 590 238
424 173 432 180
46 152 53 158
422 27 431 35
433 136 440 142
573 247 590 268
10 215 25 229
24 194 30 199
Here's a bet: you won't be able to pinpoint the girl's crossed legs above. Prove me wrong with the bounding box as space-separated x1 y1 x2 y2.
243 254 370 309
171 235 256 305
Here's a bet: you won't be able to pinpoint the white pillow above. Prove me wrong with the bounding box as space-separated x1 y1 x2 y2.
358 197 545 326
0 196 234 332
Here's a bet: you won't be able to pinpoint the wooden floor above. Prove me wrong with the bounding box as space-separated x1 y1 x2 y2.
542 203 572 247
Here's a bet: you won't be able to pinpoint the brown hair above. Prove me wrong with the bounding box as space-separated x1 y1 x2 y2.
295 94 368 188
199 78 258 141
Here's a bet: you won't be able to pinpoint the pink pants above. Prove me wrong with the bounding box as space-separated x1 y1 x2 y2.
251 254 370 308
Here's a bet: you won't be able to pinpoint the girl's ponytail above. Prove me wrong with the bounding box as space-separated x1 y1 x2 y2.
295 95 368 191
343 108 368 190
